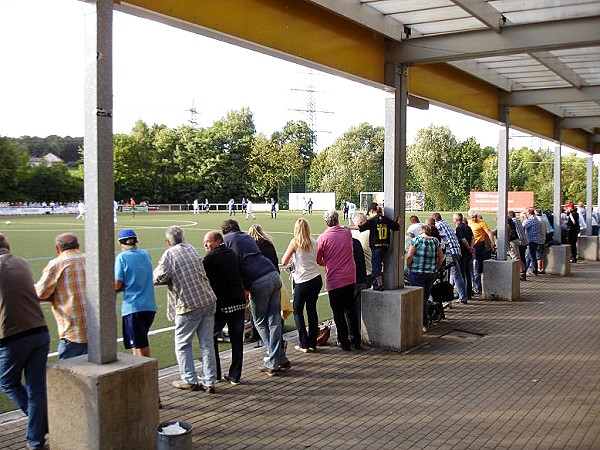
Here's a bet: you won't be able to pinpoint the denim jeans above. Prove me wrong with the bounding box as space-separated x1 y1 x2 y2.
407 271 437 326
449 253 467 301
371 246 388 278
249 271 288 370
213 308 245 382
174 303 217 387
525 242 539 274
472 242 486 293
0 330 50 449
292 275 322 350
57 338 88 360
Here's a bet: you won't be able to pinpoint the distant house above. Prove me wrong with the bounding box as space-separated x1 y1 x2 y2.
29 153 64 167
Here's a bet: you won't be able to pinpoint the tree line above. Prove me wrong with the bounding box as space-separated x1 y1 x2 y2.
0 109 595 209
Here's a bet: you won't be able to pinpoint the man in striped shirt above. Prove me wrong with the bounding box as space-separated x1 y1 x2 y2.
153 226 218 393
35 233 88 360
433 213 468 304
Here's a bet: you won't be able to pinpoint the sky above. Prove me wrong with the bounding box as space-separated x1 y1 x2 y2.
0 0 569 153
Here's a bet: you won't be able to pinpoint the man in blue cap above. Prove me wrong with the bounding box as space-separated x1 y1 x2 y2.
114 229 157 358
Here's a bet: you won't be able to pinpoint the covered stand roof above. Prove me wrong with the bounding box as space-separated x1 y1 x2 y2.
116 0 600 153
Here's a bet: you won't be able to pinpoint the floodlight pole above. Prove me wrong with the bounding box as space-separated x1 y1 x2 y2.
83 0 117 364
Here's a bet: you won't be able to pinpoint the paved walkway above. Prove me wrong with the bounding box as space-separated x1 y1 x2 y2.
1 261 599 449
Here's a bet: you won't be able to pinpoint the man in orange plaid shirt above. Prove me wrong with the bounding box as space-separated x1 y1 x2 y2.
35 233 88 359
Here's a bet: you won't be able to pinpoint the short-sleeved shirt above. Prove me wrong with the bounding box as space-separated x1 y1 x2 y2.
407 222 423 237
409 236 440 274
468 219 491 245
115 248 157 317
455 222 474 258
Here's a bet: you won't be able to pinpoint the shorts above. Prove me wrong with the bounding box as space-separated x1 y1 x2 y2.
122 311 155 349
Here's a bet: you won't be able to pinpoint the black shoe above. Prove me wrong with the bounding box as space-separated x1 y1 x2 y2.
340 342 352 351
223 375 240 385
199 384 216 394
278 361 292 372
460 300 468 304
260 367 278 377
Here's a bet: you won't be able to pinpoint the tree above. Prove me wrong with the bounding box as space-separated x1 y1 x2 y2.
248 134 303 201
17 163 83 203
113 121 157 202
0 137 27 199
308 123 384 204
407 125 458 210
207 108 255 200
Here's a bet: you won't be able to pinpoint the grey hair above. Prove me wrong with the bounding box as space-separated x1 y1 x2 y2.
323 209 339 227
166 226 185 245
55 233 79 251
353 213 367 226
468 208 478 217
0 233 9 250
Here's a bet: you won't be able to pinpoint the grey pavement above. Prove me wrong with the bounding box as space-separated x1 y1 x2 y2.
1 260 599 449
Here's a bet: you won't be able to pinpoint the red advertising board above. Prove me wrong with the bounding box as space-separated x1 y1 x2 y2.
470 191 534 213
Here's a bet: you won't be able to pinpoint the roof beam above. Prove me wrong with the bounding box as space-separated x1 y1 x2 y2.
529 52 584 89
387 17 600 65
562 116 600 129
503 86 600 106
449 0 504 33
304 0 406 40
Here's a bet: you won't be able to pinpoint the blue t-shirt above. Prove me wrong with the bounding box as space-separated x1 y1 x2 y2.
115 248 157 316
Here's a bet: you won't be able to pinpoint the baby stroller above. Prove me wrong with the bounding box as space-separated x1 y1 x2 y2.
428 260 455 324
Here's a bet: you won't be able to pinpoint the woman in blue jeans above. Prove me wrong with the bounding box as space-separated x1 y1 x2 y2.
406 224 443 332
282 218 323 352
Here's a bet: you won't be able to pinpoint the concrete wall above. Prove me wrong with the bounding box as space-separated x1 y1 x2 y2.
578 235 599 261
483 259 520 301
47 353 159 450
361 287 424 352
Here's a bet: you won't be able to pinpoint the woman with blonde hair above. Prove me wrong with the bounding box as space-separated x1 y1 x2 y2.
282 218 323 352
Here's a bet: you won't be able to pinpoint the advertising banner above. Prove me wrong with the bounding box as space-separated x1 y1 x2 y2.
470 191 534 213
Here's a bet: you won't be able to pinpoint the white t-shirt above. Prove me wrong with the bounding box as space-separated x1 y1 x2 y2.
407 222 423 238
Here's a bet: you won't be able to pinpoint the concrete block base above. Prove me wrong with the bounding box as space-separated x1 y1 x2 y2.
47 352 159 450
578 235 599 261
544 245 571 276
482 259 520 301
361 286 423 352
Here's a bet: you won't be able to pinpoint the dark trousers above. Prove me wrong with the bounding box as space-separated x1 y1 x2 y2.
460 254 473 297
213 308 245 382
328 284 360 347
568 233 579 261
292 275 322 350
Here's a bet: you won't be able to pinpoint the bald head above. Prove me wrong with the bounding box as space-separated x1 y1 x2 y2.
203 230 223 253
55 233 79 252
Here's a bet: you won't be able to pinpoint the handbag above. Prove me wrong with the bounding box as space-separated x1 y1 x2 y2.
316 320 332 346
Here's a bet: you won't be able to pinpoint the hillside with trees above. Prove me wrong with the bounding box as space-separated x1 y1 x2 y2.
1 112 595 209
